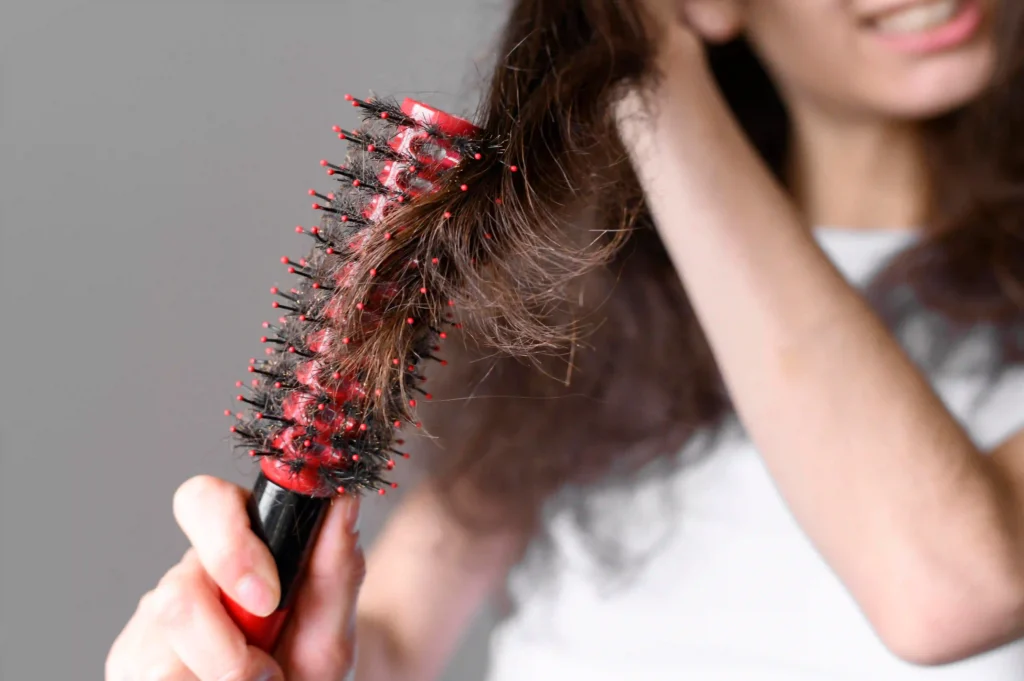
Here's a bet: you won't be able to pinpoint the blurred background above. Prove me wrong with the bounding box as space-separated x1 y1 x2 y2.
0 1 507 678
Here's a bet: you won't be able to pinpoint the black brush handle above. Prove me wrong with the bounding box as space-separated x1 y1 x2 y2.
220 473 331 652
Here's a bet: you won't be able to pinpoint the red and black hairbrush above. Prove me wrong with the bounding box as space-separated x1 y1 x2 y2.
221 95 486 652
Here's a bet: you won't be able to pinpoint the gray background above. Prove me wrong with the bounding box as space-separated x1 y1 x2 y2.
0 1 506 678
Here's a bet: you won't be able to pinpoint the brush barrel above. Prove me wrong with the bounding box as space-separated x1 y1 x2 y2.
221 473 331 652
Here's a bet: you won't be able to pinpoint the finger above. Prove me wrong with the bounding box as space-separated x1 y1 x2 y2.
106 588 200 681
155 551 283 681
277 495 363 681
173 475 280 616
132 628 199 681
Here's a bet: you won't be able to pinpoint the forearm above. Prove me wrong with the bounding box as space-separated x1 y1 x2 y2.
354 481 524 681
617 57 1024 648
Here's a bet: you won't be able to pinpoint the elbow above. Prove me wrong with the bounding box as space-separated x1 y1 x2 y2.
868 572 1024 666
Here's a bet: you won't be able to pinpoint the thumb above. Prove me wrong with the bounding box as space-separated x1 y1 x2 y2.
275 494 364 680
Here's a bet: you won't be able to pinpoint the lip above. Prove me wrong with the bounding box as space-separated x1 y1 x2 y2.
866 0 985 55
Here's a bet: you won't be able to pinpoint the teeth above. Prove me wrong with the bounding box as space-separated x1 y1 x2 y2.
874 0 960 33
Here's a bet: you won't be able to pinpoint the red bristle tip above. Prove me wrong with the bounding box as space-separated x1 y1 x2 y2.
440 332 448 339
485 233 492 239
312 203 322 210
352 454 360 461
510 165 518 172
255 412 264 419
415 422 423 428
443 211 451 219
359 423 368 431
326 247 335 254
369 268 377 276
383 232 391 240
280 256 290 264
391 482 399 489
495 197 502 204
425 393 433 400
355 302 364 310
380 112 389 119
441 360 449 366
352 101 359 107
235 380 243 387
420 287 427 294
270 287 279 294
344 93 353 100
460 184 468 191
378 489 386 496
392 358 400 365
375 388 383 396
260 336 268 343
249 449 257 457
326 194 335 201
352 179 361 187
311 226 320 234
230 426 237 433
431 257 439 265
387 461 395 470
236 395 244 401
367 144 376 152
249 358 256 364
295 225 304 233
395 439 405 445
317 403 325 410
224 410 232 416
406 317 415 325
393 420 402 428
474 153 482 160
342 337 350 345
321 157 331 164
332 372 341 380
307 189 315 196
409 399 417 407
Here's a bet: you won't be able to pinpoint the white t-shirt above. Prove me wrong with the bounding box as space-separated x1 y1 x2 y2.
485 227 1024 680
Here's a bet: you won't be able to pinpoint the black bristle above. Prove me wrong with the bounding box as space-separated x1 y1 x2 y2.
229 93 481 498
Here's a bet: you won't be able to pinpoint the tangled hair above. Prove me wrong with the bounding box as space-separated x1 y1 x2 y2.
343 0 1024 547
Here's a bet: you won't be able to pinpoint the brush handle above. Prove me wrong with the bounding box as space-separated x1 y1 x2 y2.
220 473 331 652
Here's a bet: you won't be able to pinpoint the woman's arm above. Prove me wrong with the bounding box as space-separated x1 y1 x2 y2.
355 480 528 681
615 27 1024 665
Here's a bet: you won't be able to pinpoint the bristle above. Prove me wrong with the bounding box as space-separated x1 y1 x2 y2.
229 95 481 498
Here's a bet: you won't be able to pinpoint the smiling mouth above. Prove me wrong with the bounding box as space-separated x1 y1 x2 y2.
863 0 968 34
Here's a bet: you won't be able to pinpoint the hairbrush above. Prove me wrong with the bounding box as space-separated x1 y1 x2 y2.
220 95 490 652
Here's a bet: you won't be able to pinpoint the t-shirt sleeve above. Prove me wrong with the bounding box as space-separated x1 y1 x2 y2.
971 365 1024 451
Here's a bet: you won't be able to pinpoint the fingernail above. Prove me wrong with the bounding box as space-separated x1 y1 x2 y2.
235 573 276 616
344 497 360 535
256 666 283 681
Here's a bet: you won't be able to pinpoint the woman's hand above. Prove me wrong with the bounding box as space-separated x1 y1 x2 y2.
106 475 364 681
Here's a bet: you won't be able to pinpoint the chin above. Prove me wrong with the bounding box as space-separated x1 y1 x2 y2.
877 46 997 119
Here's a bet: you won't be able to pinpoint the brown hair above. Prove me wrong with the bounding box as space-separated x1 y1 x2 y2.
339 1 1024 548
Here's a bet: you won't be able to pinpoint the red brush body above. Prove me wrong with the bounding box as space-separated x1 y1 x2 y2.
222 96 483 651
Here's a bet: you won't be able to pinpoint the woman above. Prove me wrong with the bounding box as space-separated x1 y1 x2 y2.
107 0 1024 679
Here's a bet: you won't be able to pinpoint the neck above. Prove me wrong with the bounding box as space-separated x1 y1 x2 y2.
785 102 928 232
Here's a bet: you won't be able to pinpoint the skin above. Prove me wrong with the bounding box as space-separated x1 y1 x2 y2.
108 0 1021 678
